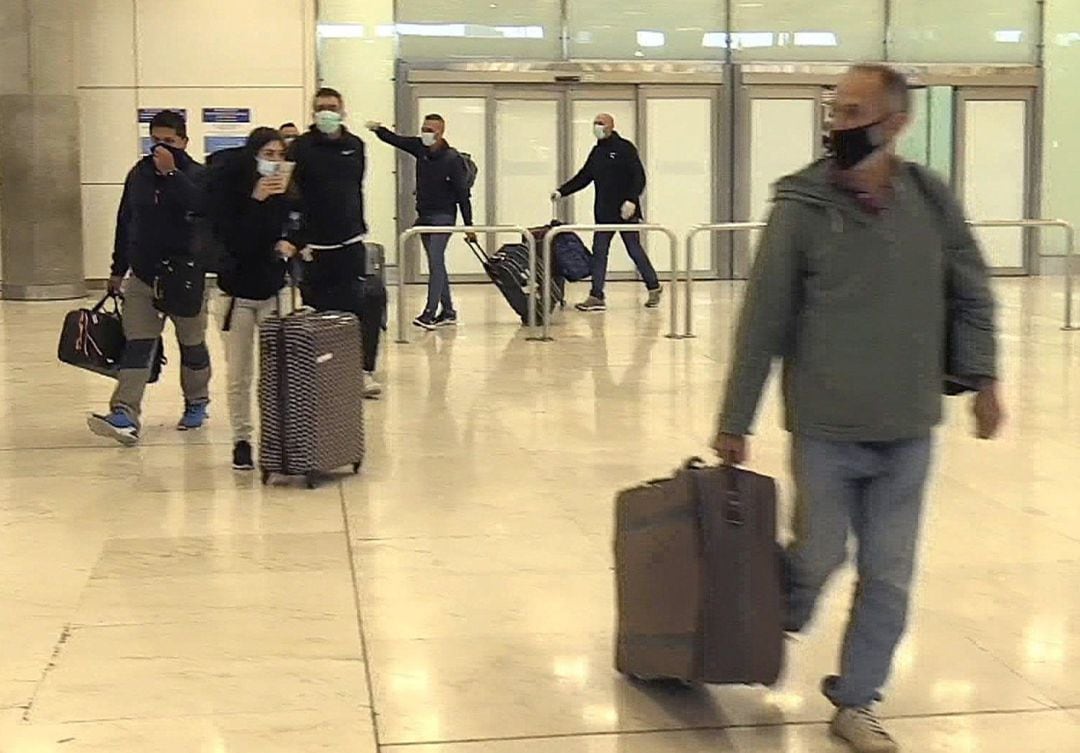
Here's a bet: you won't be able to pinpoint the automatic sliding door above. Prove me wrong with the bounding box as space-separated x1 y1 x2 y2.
494 91 561 229
641 88 721 276
955 89 1033 274
734 87 820 279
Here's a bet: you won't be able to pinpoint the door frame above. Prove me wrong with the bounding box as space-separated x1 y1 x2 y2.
953 86 1037 276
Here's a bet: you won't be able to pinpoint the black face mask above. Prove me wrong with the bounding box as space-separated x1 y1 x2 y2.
828 117 888 171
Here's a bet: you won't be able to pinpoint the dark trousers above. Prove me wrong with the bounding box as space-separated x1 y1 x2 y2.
301 278 386 373
590 229 660 300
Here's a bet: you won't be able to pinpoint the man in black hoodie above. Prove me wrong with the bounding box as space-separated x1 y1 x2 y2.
88 110 210 446
366 113 475 330
554 113 661 312
289 87 384 398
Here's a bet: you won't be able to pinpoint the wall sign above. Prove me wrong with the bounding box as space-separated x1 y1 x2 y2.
203 107 252 155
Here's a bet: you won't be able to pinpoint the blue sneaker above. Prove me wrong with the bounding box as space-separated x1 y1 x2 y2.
87 410 139 446
177 401 209 431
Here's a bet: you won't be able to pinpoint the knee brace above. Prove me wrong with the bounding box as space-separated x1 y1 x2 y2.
119 338 158 370
179 342 211 371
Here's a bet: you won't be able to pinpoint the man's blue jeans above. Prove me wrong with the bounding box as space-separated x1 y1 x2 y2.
589 228 660 300
419 213 456 316
785 434 934 708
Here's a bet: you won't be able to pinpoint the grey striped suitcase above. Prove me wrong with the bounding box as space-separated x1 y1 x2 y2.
258 309 365 488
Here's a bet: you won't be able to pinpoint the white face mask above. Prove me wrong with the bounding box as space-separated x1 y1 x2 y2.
593 124 608 140
256 158 279 178
420 131 437 147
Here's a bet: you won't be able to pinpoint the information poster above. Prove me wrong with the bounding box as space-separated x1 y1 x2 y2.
203 107 252 155
138 108 187 155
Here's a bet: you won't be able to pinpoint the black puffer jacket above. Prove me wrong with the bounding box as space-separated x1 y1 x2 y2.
558 131 645 224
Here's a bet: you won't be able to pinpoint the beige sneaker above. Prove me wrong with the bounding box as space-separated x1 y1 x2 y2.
830 707 899 753
645 287 663 308
363 372 383 400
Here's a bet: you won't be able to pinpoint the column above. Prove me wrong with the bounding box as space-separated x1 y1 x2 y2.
0 0 85 299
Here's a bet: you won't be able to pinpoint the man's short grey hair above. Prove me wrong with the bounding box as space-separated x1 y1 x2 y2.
851 64 911 115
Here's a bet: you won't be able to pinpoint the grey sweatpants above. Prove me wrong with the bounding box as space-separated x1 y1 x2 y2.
111 277 211 425
785 434 934 708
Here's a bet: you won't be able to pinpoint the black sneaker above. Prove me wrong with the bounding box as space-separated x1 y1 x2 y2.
232 440 254 471
434 311 458 327
413 312 437 330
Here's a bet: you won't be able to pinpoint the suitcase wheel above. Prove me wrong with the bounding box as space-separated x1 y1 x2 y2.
260 470 270 486
352 462 361 475
305 472 318 490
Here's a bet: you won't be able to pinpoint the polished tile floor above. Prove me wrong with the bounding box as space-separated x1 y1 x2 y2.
1 278 1078 752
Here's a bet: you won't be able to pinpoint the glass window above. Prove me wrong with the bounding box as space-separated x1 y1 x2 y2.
566 0 726 60
889 1 1039 64
730 0 885 62
395 0 562 60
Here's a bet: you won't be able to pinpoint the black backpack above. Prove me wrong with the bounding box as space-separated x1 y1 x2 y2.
458 151 479 191
193 147 247 274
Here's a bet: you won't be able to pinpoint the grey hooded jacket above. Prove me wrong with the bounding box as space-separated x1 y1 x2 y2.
718 159 997 442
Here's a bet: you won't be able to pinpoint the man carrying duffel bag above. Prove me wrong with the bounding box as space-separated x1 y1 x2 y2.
87 110 211 447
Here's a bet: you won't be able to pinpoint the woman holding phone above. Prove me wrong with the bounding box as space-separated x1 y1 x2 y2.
212 126 301 471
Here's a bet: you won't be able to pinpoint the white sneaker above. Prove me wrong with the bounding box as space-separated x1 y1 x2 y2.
363 372 383 400
831 707 899 753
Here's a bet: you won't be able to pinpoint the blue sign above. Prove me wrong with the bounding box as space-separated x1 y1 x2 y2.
138 108 187 123
205 135 248 154
203 108 251 124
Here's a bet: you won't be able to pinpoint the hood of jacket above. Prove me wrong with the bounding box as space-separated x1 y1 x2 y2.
772 158 879 230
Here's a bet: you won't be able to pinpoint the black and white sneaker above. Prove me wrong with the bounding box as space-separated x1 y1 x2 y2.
434 311 458 328
413 312 437 330
232 440 255 471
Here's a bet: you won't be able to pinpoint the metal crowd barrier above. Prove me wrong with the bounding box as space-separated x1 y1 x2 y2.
966 219 1077 331
395 225 535 344
682 222 766 338
538 224 681 342
682 218 1079 337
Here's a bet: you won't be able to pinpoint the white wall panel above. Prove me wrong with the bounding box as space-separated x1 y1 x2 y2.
78 89 139 184
962 100 1027 269
136 0 306 87
645 98 711 274
75 0 136 87
82 185 125 279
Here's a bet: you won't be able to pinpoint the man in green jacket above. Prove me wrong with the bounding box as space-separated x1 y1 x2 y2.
714 64 1003 753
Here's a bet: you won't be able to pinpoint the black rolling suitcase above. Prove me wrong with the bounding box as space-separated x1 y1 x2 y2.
258 298 365 489
466 238 564 325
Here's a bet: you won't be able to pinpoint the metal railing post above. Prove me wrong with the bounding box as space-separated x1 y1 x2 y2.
540 223 681 342
966 219 1078 332
396 224 532 344
682 222 766 338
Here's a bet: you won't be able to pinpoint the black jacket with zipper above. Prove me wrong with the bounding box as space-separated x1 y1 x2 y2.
288 126 367 245
558 131 645 224
111 153 206 284
373 127 474 224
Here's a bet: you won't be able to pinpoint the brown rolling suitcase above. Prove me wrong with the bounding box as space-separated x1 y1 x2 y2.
614 458 784 685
